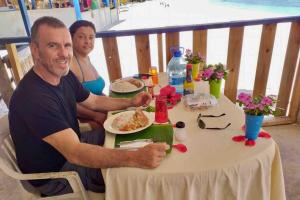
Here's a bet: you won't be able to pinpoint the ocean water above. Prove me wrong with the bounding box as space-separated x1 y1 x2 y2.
213 0 300 15
92 0 300 95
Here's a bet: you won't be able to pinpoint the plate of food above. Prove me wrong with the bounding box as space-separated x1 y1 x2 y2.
110 77 144 93
104 108 155 134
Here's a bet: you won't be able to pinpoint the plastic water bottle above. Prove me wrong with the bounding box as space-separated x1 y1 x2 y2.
167 48 187 94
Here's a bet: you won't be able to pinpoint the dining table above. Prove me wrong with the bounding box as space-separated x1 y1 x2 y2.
101 73 286 200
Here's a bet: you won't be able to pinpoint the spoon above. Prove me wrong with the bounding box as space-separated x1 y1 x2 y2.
172 144 187 153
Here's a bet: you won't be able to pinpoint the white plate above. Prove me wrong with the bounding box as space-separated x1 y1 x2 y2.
103 111 154 134
110 78 144 93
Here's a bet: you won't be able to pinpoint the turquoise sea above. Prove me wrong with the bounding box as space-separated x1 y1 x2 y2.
212 0 300 15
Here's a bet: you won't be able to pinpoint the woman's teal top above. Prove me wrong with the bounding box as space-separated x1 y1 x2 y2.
82 77 105 95
75 55 105 95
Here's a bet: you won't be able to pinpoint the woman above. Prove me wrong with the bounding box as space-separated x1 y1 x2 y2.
69 20 107 129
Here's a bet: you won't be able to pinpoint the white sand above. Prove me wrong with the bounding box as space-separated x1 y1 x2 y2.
88 0 299 96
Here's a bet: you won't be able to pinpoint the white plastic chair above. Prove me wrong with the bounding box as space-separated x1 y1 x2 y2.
0 134 104 200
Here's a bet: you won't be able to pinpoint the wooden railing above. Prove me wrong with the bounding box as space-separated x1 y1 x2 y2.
0 15 300 126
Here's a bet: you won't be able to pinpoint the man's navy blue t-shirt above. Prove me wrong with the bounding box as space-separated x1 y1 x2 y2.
9 69 90 187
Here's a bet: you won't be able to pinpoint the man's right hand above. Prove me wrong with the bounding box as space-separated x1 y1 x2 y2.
133 143 169 169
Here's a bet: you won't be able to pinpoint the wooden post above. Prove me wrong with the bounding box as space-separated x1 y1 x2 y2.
135 34 151 74
6 44 23 85
253 24 277 97
288 57 300 121
0 58 14 106
224 27 244 103
102 37 122 82
276 22 300 116
193 30 207 60
157 33 164 72
165 32 179 65
0 0 6 7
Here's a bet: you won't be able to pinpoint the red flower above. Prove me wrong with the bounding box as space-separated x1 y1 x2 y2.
158 85 182 108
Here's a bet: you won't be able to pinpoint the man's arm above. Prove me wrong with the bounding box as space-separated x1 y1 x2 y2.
76 103 107 126
43 128 168 169
79 91 151 112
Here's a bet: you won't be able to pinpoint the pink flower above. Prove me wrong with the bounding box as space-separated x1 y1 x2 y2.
216 71 224 79
185 49 192 56
202 68 214 79
245 103 256 110
237 93 278 116
258 104 265 111
197 52 205 61
238 92 252 105
261 96 273 106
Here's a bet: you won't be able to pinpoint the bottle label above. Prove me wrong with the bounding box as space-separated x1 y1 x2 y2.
170 76 185 85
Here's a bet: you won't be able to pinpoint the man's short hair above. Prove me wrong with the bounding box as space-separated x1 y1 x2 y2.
69 20 96 38
31 16 66 43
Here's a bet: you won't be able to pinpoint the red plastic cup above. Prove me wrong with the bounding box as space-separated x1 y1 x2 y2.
155 96 168 123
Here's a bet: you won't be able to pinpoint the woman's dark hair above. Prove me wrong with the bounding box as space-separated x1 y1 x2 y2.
69 20 96 38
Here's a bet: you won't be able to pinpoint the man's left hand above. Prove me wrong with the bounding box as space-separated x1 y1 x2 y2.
130 92 152 107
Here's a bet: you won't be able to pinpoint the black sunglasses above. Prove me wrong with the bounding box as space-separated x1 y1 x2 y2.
197 113 231 130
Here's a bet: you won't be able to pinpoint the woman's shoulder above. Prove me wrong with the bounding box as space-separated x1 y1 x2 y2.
70 57 78 70
70 58 83 82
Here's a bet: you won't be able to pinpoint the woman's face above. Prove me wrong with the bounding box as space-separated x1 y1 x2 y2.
72 26 95 56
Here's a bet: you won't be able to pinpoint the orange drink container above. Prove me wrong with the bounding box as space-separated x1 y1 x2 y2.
149 67 158 85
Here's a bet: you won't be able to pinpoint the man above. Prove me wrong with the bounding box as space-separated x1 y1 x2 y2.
9 16 168 196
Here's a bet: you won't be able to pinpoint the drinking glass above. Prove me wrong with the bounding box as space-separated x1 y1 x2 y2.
155 96 168 123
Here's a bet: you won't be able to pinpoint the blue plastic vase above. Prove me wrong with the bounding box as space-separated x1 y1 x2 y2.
245 114 264 140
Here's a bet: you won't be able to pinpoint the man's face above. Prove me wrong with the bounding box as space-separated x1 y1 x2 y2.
31 25 73 79
72 26 95 56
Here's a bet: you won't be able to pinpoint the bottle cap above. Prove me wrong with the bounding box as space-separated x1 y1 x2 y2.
149 67 158 75
176 121 185 128
173 50 182 57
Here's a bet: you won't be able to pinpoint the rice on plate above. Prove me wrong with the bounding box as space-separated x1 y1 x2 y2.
110 78 144 93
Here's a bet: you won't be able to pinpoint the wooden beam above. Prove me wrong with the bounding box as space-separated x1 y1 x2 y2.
157 33 164 72
253 24 277 97
288 57 300 120
0 58 14 105
135 34 151 74
262 116 295 127
253 24 277 96
193 30 207 60
5 44 23 85
276 22 300 115
224 27 244 103
165 32 179 65
0 0 6 7
102 37 122 82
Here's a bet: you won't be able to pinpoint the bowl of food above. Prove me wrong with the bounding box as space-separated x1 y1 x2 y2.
110 78 144 93
104 108 154 134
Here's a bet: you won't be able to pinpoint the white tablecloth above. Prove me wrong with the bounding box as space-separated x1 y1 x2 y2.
102 74 286 200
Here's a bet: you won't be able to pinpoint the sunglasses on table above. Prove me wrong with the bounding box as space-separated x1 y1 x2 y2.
197 113 231 130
